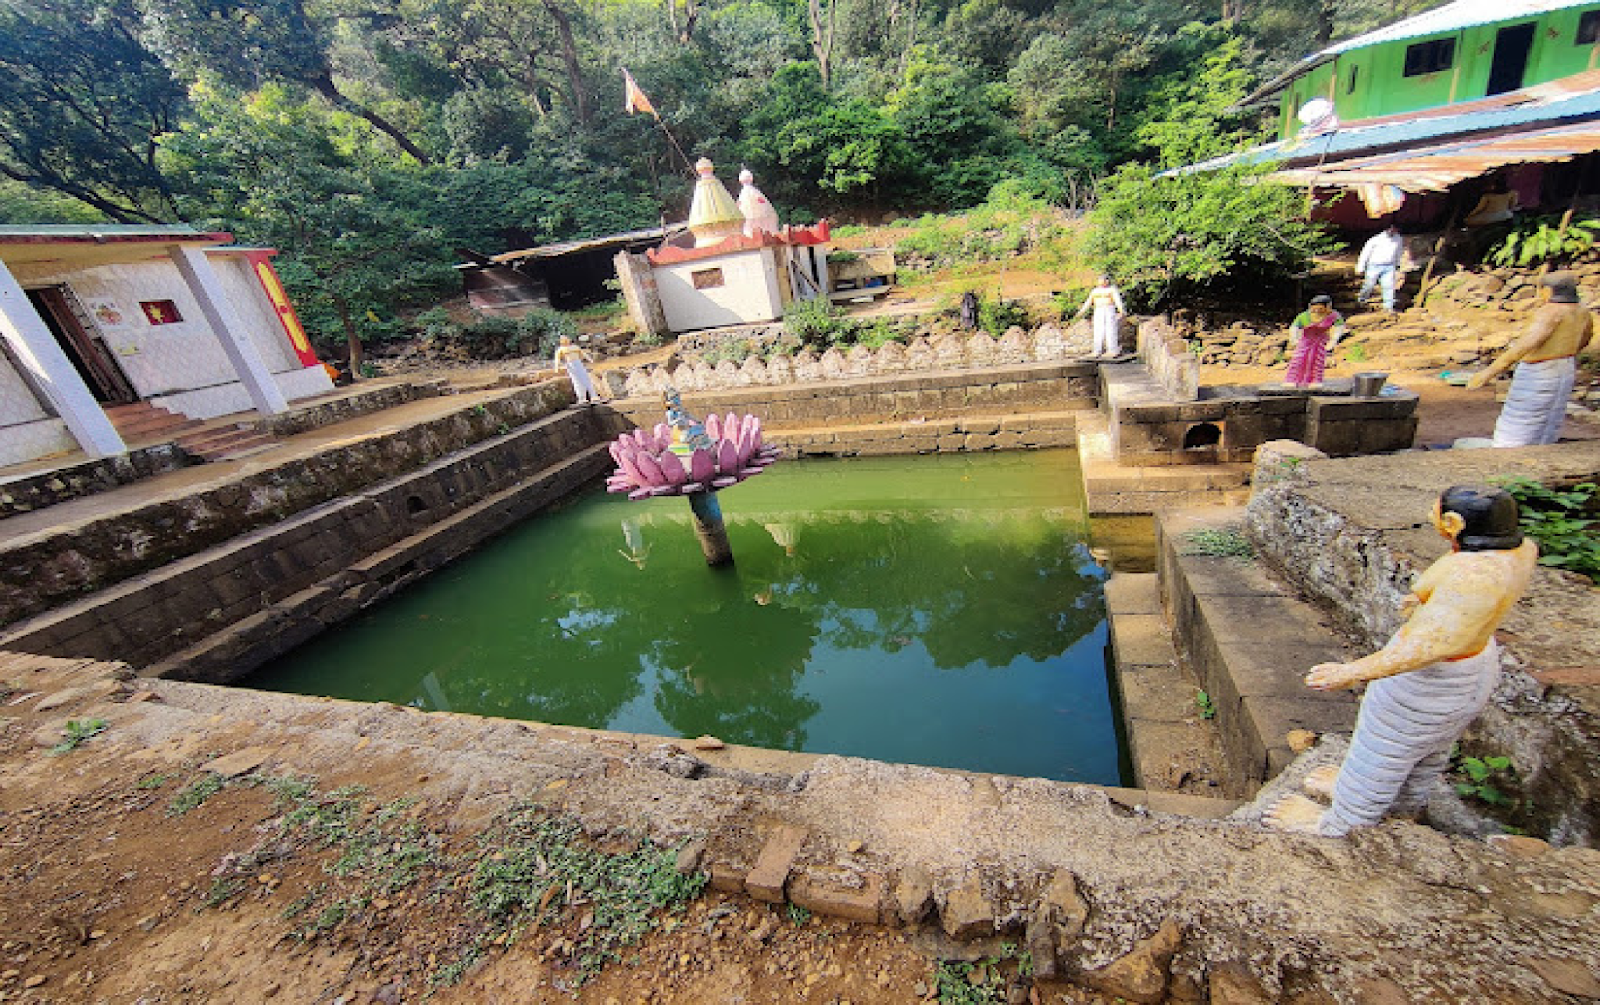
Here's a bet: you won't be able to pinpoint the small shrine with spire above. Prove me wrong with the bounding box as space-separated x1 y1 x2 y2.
613 158 832 336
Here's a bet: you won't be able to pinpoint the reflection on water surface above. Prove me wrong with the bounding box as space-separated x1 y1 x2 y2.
250 450 1125 784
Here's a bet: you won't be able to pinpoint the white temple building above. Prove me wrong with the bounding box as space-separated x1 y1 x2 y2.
0 226 333 466
615 160 832 336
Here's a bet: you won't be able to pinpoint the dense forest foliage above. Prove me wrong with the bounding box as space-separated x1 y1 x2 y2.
0 0 1433 352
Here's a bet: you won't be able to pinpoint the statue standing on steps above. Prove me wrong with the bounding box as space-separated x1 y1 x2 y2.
1467 271 1597 447
1266 486 1537 837
1074 275 1125 358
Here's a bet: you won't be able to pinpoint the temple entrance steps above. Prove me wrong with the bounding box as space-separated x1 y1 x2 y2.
104 402 205 443
171 421 280 463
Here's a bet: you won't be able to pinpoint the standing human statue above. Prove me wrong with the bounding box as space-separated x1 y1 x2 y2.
1356 223 1404 313
1283 294 1346 387
553 334 601 406
1468 271 1597 446
1075 276 1126 358
1266 486 1537 837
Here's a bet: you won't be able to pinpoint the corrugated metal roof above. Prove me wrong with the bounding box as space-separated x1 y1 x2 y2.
1273 117 1600 189
1245 0 1600 102
486 225 688 264
1184 81 1600 174
1325 0 1592 54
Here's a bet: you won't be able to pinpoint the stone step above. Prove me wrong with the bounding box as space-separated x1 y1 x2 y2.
1155 506 1359 791
1104 571 1236 798
1 414 618 670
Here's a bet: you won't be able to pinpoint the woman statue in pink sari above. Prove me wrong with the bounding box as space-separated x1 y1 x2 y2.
1284 294 1346 388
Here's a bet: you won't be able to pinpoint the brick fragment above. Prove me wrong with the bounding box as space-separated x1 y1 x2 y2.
744 825 807 902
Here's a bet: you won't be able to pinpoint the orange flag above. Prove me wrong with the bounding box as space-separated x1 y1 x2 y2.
623 69 658 118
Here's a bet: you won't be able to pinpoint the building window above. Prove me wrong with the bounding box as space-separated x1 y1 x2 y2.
1403 38 1455 75
1347 64 1360 94
1578 10 1600 43
691 268 725 290
140 300 182 325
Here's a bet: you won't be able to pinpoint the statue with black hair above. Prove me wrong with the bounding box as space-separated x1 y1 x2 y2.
1468 271 1598 446
1267 486 1537 836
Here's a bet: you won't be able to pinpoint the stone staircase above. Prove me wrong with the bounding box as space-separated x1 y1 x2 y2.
172 420 279 463
104 401 204 443
104 401 280 463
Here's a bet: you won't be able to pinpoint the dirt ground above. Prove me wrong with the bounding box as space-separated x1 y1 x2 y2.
0 707 949 1005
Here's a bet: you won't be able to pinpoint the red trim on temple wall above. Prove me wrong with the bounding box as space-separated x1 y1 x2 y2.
647 220 831 265
238 250 320 366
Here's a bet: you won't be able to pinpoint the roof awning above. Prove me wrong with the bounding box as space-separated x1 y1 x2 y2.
0 226 234 271
1271 119 1600 191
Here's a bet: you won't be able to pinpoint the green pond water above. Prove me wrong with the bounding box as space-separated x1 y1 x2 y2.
250 449 1128 785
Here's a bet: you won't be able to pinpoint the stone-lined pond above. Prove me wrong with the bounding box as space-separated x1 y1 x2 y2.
251 450 1127 784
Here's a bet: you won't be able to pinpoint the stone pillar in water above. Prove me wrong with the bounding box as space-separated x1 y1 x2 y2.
688 491 733 566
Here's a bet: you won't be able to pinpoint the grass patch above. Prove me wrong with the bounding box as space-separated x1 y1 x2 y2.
434 806 705 989
1493 477 1600 583
1180 525 1255 558
49 718 107 755
166 773 226 816
934 943 1031 1004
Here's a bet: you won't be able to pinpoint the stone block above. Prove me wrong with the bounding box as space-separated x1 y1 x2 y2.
894 866 934 925
1077 919 1182 1005
939 873 994 940
1103 573 1161 616
745 824 807 902
788 870 884 924
1118 669 1200 725
1111 614 1176 667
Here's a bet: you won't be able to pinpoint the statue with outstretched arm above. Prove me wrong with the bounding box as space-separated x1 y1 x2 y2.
1266 486 1537 836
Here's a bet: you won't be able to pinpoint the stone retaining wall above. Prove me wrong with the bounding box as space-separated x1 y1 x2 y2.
0 444 193 520
1134 318 1199 401
611 326 1090 398
1 409 626 672
607 362 1099 429
0 383 571 629
252 379 445 437
770 412 1081 457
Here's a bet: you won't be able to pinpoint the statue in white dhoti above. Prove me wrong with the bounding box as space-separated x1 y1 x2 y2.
1266 486 1537 837
1468 271 1597 446
553 335 600 405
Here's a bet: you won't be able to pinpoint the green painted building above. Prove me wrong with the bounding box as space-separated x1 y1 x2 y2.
1260 0 1600 139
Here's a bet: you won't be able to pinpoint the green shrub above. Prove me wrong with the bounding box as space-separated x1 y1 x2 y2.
1486 215 1600 268
977 296 1029 337
783 296 850 349
1493 477 1600 582
513 308 578 357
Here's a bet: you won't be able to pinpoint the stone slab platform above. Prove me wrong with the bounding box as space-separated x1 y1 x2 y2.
1076 411 1251 515
1104 572 1232 797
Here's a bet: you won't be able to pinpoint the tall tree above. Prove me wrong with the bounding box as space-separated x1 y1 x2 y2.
0 0 185 221
137 0 435 163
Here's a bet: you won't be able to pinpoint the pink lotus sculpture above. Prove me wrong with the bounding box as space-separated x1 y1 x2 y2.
604 389 782 566
606 411 781 499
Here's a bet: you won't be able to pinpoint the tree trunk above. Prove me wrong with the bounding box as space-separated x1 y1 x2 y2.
543 0 592 126
901 0 918 72
667 0 699 44
335 297 363 372
809 0 836 89
307 73 433 165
